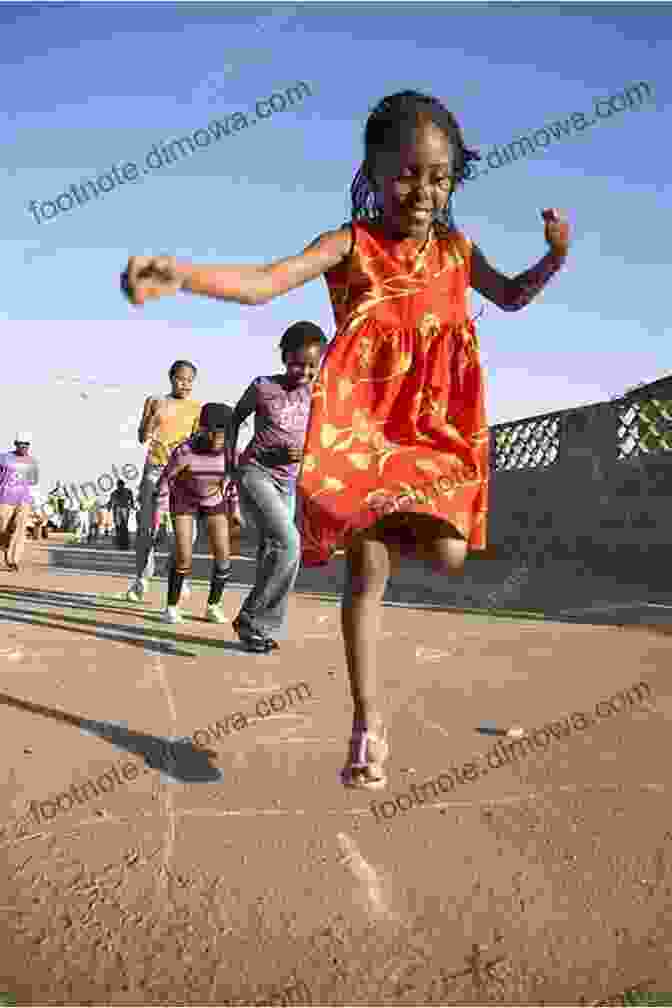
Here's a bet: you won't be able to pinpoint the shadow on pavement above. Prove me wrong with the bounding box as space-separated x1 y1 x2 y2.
0 584 160 622
0 689 223 783
0 604 248 657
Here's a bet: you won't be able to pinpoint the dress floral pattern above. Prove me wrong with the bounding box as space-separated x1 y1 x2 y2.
298 220 489 566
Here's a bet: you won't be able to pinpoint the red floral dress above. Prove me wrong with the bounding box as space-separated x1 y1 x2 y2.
298 220 489 567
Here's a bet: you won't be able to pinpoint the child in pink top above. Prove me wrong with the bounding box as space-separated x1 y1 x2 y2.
153 403 239 624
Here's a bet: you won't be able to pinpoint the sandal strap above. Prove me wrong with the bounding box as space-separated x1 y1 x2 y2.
347 730 388 770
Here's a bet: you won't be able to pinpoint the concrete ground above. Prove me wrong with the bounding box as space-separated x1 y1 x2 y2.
1 535 671 1006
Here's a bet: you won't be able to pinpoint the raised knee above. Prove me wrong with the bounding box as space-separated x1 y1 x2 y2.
428 538 468 576
433 557 464 576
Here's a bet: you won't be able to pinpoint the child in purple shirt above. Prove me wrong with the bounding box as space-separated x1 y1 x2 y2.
153 402 239 624
0 434 40 571
230 321 328 651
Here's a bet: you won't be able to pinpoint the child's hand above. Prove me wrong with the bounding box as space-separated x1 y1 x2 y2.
230 503 244 528
122 256 183 306
265 446 302 465
542 208 570 259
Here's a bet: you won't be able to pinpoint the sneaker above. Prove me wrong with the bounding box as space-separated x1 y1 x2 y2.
161 606 182 624
126 579 146 603
164 574 190 600
232 614 278 652
205 603 227 624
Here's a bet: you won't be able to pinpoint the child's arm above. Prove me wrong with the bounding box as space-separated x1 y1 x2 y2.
122 227 352 307
471 208 570 311
153 445 190 516
223 478 243 526
230 383 258 461
138 396 159 444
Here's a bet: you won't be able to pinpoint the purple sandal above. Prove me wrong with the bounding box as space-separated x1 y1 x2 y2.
340 728 389 790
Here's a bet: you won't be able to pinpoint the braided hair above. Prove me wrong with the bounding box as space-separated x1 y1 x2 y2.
350 90 480 231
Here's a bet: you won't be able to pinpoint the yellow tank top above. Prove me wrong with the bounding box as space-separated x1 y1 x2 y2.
147 397 203 466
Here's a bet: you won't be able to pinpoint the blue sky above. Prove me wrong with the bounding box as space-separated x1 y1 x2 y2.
1 1 669 490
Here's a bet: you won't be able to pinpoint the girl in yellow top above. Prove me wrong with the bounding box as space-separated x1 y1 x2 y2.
127 360 202 602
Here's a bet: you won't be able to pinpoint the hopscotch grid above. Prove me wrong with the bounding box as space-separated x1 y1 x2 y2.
3 781 666 851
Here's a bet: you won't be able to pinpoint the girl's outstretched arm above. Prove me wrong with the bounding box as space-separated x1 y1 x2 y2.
471 208 570 311
123 227 352 307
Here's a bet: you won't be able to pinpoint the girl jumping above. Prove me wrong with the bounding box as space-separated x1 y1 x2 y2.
229 320 327 652
153 402 239 624
122 88 570 788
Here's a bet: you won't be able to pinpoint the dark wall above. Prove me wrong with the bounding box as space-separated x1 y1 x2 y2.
457 380 672 610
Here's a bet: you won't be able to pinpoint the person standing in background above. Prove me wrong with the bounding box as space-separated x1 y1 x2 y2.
109 479 135 550
126 360 202 602
88 495 102 543
49 482 67 520
0 433 41 571
27 486 49 540
100 499 114 537
76 488 97 543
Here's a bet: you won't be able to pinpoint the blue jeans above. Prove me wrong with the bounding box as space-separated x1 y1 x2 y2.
236 464 299 637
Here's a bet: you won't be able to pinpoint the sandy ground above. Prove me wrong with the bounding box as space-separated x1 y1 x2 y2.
0 537 671 1006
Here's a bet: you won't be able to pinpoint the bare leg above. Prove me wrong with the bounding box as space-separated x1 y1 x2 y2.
206 512 230 564
412 514 469 574
341 514 467 785
0 505 14 566
6 504 30 568
342 522 402 736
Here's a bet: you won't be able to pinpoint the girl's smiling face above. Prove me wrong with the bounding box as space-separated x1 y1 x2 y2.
371 118 456 240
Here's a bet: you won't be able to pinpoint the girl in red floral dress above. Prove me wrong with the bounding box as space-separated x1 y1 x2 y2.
122 89 570 790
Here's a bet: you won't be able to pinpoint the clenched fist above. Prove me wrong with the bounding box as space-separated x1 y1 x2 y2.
121 256 183 306
541 208 570 260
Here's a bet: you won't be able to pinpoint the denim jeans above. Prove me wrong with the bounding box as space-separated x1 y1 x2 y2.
236 463 300 637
